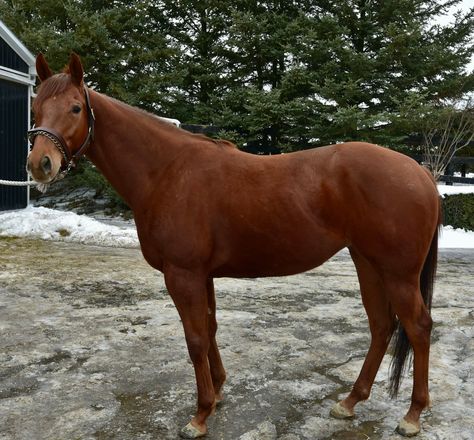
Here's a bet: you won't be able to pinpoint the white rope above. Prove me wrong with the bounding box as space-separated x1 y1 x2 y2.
0 179 37 186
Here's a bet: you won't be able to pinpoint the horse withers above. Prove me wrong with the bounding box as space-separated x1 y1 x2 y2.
27 53 441 438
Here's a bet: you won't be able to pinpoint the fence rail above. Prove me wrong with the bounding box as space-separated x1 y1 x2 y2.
439 175 474 185
443 156 474 184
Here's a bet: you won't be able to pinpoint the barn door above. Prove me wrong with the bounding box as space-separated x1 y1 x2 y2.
0 79 28 210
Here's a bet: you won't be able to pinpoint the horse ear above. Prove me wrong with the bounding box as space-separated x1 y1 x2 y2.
68 52 84 86
36 53 53 82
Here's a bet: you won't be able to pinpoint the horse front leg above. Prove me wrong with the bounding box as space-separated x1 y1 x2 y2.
164 267 215 438
206 278 226 405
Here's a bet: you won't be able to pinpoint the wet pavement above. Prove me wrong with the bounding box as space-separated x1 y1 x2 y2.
0 238 472 440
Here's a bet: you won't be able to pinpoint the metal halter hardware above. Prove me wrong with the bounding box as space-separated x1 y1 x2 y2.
28 87 95 179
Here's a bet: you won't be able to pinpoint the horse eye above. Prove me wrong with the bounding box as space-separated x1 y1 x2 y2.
72 105 82 114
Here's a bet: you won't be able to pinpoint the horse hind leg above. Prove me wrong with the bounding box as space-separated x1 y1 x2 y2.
331 249 396 419
384 277 433 437
387 224 438 436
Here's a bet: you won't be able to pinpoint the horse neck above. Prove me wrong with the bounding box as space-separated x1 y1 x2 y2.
85 91 182 209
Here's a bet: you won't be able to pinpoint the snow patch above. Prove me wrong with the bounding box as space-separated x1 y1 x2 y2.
438 184 474 196
439 226 474 248
0 206 138 248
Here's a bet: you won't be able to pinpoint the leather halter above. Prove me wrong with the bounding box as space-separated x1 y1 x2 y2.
28 87 95 178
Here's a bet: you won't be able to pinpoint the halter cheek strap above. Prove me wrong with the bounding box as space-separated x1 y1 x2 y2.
28 87 95 177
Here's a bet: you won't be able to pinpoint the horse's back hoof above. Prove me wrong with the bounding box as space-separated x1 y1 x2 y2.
396 418 420 437
330 401 354 419
179 422 207 438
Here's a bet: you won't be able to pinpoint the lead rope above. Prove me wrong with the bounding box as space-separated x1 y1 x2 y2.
0 179 36 186
0 178 49 193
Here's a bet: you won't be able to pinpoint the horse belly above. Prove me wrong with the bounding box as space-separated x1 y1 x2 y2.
211 226 346 278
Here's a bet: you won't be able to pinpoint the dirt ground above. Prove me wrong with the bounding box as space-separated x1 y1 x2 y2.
0 238 472 440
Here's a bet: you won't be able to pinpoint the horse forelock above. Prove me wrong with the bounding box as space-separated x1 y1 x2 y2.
33 74 74 113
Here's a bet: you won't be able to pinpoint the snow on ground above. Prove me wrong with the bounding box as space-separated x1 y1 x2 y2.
0 184 473 249
437 184 474 248
439 226 474 248
437 183 474 196
0 206 138 248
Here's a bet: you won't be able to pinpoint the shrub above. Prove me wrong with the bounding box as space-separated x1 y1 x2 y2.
442 193 474 231
69 163 131 215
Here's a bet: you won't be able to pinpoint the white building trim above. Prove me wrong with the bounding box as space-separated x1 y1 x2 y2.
0 19 36 68
0 66 35 85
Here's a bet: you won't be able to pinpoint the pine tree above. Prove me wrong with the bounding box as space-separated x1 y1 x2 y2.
148 0 234 123
0 0 171 110
211 0 318 151
213 0 474 152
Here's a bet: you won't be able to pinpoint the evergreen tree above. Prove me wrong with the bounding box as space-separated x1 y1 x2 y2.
215 0 474 152
150 0 234 123
0 0 172 111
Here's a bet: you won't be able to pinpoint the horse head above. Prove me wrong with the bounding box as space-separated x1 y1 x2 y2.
27 53 94 184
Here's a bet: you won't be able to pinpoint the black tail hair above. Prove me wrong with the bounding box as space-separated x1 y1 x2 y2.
388 200 442 397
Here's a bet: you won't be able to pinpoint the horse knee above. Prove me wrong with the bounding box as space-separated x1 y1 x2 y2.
185 335 209 362
371 321 395 342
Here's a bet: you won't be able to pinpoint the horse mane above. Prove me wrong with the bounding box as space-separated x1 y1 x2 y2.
106 95 237 149
190 134 237 149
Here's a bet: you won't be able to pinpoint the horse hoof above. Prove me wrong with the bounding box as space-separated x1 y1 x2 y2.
330 401 354 419
396 418 420 437
179 422 207 438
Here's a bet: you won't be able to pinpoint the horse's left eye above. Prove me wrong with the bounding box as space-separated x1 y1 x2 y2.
72 105 82 114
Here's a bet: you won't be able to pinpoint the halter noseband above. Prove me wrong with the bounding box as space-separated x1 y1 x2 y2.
28 87 95 179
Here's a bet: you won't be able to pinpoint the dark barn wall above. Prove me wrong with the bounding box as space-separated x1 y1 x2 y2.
0 79 29 210
0 38 28 74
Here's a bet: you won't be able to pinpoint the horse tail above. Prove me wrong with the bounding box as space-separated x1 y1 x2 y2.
388 196 442 398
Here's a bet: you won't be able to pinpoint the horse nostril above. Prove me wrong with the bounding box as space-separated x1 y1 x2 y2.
41 155 52 175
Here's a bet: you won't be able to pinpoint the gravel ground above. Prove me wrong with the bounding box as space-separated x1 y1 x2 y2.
0 238 472 440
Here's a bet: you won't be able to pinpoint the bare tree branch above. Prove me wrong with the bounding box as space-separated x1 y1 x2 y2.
422 96 474 181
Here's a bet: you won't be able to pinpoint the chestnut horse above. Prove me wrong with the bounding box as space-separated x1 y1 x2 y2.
27 54 441 438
